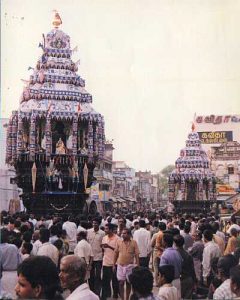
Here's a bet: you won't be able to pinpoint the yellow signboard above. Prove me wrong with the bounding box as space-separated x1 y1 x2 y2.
198 131 233 144
217 184 235 194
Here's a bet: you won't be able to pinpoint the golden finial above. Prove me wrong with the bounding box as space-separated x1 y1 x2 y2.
52 10 62 28
191 122 195 132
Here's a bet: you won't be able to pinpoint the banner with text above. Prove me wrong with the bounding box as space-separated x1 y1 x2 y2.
198 131 233 144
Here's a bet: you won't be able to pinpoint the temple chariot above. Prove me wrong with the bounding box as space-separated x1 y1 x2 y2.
168 124 217 214
6 13 105 216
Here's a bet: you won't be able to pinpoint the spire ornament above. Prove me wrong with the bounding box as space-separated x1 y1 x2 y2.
6 13 105 217
52 10 62 28
191 122 195 132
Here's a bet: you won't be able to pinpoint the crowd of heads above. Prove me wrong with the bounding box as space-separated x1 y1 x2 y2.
1 208 240 299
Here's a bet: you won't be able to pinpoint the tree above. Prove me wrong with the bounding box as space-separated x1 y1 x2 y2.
159 165 175 197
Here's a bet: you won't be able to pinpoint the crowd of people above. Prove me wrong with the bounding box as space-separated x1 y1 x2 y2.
0 209 240 300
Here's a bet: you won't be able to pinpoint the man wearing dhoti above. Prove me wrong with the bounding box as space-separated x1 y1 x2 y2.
0 229 22 298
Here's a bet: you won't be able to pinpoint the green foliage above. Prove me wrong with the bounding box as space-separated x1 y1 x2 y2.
159 165 175 195
160 165 175 177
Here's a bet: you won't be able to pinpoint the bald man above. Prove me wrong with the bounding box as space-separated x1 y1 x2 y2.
59 255 99 300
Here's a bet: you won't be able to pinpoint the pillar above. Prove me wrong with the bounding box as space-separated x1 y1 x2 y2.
12 112 18 162
17 114 24 157
29 113 36 161
6 116 13 163
93 123 98 156
198 179 203 200
72 115 78 156
45 115 52 160
209 179 214 200
87 119 93 161
180 176 185 201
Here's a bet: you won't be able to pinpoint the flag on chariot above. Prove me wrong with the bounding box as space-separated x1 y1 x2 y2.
77 102 81 115
47 101 53 114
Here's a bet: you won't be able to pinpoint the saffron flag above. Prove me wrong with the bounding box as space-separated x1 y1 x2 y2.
47 101 53 114
21 79 29 85
72 46 78 52
77 102 81 115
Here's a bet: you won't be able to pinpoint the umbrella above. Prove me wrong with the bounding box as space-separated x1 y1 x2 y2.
83 163 88 191
32 162 37 193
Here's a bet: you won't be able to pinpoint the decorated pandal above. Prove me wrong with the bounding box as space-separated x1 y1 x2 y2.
168 124 217 213
6 12 105 215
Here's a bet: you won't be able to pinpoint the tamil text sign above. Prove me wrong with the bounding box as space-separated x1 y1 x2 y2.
198 131 233 144
195 115 240 124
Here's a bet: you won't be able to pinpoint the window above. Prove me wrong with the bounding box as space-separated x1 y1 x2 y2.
104 162 112 172
228 166 234 175
99 184 110 191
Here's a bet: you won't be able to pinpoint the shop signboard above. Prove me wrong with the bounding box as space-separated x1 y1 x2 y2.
198 131 233 144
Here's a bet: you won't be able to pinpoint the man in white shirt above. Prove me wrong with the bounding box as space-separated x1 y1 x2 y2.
31 230 42 256
213 254 238 299
125 218 132 229
74 231 93 280
37 228 59 266
190 216 197 236
28 214 37 229
87 218 105 297
62 216 77 253
230 265 240 297
100 215 109 227
0 229 22 299
160 214 167 225
133 219 151 268
132 214 140 227
77 221 87 233
202 229 221 286
60 255 99 300
47 215 59 229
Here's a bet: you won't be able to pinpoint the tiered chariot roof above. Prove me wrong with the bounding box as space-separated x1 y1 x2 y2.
6 12 105 164
168 124 216 202
171 124 213 180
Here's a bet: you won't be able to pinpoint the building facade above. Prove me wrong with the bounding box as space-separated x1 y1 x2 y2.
91 141 114 212
194 114 240 189
194 114 240 152
211 141 240 190
112 161 135 198
0 118 19 212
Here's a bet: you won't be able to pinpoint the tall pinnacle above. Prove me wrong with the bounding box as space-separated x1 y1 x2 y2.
52 10 62 28
191 122 195 132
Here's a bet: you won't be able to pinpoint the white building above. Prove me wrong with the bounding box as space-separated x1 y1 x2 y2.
194 114 240 153
194 114 240 190
112 161 136 198
0 118 19 211
211 141 240 190
91 142 114 213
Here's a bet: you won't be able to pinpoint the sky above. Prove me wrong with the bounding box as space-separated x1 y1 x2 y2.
1 0 240 173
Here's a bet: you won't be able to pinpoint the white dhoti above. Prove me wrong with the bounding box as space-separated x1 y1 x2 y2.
193 258 202 281
1 270 18 299
172 278 181 300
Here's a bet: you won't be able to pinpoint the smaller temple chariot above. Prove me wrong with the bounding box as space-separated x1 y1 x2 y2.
168 124 217 213
6 13 105 216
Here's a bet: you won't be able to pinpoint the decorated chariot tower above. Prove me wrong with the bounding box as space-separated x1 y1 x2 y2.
6 13 105 215
168 124 217 213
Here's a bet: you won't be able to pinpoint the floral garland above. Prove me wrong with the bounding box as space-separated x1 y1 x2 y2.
50 203 69 211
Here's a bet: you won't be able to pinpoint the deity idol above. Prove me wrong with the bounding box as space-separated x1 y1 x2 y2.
56 138 66 155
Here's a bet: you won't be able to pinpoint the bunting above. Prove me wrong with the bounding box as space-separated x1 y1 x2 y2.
72 46 78 52
77 102 81 115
